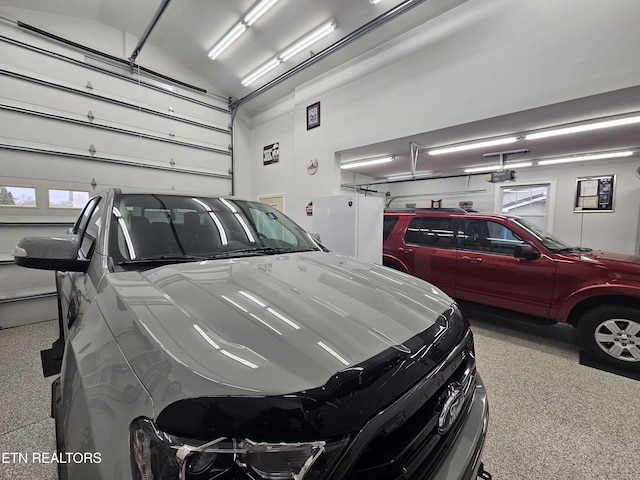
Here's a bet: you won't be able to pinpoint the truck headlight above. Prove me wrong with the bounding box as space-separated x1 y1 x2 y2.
130 417 344 480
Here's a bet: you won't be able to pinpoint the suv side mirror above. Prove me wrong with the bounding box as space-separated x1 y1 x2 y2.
13 235 89 272
514 244 540 260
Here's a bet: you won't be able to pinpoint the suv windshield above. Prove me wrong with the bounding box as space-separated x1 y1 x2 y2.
509 217 573 252
109 194 320 267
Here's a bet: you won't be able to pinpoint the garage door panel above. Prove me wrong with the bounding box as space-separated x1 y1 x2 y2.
0 40 230 127
1 73 230 145
0 109 230 174
0 150 230 194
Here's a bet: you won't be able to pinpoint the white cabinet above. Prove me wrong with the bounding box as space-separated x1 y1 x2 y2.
312 195 384 264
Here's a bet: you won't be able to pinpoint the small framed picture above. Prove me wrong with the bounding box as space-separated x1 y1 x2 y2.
306 102 320 130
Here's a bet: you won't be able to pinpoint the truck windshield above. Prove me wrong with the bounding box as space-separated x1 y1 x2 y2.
509 218 573 253
109 194 320 266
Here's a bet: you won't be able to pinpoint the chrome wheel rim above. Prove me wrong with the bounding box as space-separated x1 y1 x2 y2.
594 318 640 362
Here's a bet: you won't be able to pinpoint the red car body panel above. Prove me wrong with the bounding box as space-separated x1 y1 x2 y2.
383 211 640 325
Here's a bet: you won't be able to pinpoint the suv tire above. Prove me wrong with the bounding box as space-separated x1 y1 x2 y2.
577 305 640 372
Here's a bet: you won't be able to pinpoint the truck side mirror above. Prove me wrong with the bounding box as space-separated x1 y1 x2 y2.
13 235 89 272
514 244 540 260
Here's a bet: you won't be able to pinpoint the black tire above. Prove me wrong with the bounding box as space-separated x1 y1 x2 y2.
577 305 640 372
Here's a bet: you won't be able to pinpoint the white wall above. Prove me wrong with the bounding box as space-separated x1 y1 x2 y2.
245 0 640 246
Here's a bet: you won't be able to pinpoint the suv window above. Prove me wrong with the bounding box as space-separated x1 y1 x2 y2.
405 217 457 249
383 215 399 240
462 219 524 255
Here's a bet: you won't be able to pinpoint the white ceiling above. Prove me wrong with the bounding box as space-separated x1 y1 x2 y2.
2 0 640 181
1 0 466 108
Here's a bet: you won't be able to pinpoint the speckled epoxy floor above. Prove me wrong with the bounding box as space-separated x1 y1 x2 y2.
0 320 57 480
470 316 640 480
0 317 638 480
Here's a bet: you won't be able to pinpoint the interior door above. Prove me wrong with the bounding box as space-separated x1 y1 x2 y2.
454 218 555 318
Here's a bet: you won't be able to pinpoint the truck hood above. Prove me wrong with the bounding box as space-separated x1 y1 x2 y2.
97 251 453 411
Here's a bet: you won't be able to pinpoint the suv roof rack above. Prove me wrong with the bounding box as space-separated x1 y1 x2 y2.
384 207 468 213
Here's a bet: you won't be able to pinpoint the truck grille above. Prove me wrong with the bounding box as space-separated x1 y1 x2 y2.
329 331 476 480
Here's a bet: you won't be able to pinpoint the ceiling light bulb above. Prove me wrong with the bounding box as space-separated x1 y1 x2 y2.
242 58 282 86
341 156 394 169
429 137 518 155
244 0 280 26
537 151 634 166
209 23 247 60
526 116 640 140
386 171 433 181
280 20 337 62
464 161 532 173
464 165 502 173
508 162 533 168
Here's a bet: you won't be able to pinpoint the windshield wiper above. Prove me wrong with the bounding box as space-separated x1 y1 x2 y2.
119 254 207 265
555 246 592 254
119 248 318 265
221 246 316 256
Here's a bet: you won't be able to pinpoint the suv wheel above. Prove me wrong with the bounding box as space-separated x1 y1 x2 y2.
577 306 640 372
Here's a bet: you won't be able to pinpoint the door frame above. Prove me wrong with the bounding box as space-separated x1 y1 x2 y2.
258 194 285 212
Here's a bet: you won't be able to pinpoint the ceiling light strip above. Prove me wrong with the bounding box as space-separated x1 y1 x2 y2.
428 137 518 156
208 0 280 60
386 171 433 181
245 0 280 26
464 161 533 173
341 155 394 170
537 150 634 166
242 19 337 86
526 115 640 140
280 20 337 61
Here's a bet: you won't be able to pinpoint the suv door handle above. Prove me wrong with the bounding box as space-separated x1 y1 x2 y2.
461 255 482 263
398 247 413 254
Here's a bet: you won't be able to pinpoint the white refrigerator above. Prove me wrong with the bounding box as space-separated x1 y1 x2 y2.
312 195 384 264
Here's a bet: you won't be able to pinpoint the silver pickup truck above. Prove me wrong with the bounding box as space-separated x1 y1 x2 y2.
14 188 490 480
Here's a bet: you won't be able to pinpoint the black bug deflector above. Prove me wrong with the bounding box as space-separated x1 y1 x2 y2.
156 305 469 443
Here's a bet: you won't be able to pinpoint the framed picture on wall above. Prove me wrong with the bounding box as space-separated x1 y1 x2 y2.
306 102 320 130
574 174 616 213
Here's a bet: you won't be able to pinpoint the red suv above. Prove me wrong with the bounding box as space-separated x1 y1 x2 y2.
383 208 640 373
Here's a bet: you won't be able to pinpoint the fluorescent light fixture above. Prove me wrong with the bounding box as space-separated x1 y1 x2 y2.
369 0 382 4
208 23 247 60
464 162 532 173
280 20 337 61
429 137 518 155
526 115 640 140
386 171 433 181
340 155 394 170
208 0 280 60
538 151 634 166
242 19 337 86
241 58 281 86
244 0 280 26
